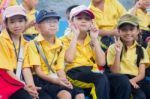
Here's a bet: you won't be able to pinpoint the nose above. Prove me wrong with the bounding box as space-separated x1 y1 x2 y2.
14 22 20 28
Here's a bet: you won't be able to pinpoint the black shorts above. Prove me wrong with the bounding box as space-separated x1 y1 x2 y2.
33 75 83 99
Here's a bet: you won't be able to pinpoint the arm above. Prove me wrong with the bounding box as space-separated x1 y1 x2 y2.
129 64 145 88
98 29 118 36
110 37 122 73
90 24 105 66
65 23 80 63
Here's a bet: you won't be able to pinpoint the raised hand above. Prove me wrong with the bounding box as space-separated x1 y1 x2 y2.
89 23 99 40
114 36 122 54
70 22 80 37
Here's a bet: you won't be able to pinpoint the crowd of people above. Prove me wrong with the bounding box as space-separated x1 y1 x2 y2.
0 0 150 99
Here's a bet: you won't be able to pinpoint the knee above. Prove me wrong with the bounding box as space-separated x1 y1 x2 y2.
75 93 85 99
57 90 71 99
117 75 131 88
94 74 108 84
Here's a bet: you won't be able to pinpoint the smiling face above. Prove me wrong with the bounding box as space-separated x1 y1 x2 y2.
72 12 92 32
37 17 59 37
5 15 27 36
118 23 140 45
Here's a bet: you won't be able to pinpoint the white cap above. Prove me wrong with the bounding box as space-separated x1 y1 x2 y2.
70 5 94 20
3 5 26 21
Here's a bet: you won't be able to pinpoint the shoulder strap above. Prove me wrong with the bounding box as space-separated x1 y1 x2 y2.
16 46 24 79
34 40 55 73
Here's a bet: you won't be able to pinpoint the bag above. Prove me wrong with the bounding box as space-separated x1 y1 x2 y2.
0 69 24 99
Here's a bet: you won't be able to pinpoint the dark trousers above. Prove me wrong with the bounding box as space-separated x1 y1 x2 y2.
106 73 131 99
9 88 32 99
67 66 110 99
126 75 146 99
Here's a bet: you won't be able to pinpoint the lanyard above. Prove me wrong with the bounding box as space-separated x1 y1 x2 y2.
9 35 21 62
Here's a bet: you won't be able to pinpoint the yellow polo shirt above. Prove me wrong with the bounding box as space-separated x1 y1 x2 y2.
26 34 64 75
107 42 149 76
0 30 29 71
61 33 98 72
129 8 150 31
9 0 17 6
146 42 150 59
89 0 126 30
22 6 38 35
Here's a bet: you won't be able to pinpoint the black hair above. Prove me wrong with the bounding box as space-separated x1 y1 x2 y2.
5 16 27 25
119 24 144 67
66 5 79 20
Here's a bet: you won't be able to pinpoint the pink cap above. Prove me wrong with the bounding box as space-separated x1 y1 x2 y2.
3 5 26 21
70 5 95 20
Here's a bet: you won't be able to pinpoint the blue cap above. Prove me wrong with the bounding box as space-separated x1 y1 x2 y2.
36 10 61 23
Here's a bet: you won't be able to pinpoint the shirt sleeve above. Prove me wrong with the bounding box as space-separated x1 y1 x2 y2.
0 39 13 70
107 44 116 66
140 48 150 67
28 41 41 67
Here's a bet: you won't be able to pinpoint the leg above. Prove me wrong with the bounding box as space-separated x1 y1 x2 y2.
9 88 32 99
75 93 85 99
140 81 150 99
67 67 109 99
132 87 146 99
38 90 52 99
107 74 131 99
57 90 71 99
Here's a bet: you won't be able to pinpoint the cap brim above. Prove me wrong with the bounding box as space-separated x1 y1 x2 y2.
37 15 61 23
118 21 138 28
75 10 95 19
3 13 26 21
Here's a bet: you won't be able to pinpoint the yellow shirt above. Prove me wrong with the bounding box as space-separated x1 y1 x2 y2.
0 30 29 71
129 8 150 31
89 0 126 30
21 5 38 35
107 42 149 76
146 42 150 59
26 34 64 75
9 0 17 6
61 33 97 72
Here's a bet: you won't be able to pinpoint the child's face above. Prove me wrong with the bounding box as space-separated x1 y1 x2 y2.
118 24 140 44
37 18 59 37
140 0 150 9
24 0 39 9
6 15 26 36
72 13 92 32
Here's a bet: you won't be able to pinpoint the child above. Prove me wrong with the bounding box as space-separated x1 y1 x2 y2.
61 5 109 99
129 0 150 47
89 0 127 51
21 0 39 40
26 9 84 99
107 14 150 99
0 5 38 99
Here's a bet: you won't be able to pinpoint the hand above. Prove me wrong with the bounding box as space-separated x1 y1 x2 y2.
89 23 99 40
114 36 122 53
24 85 41 99
55 78 73 89
129 79 140 89
70 22 80 37
60 78 73 89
